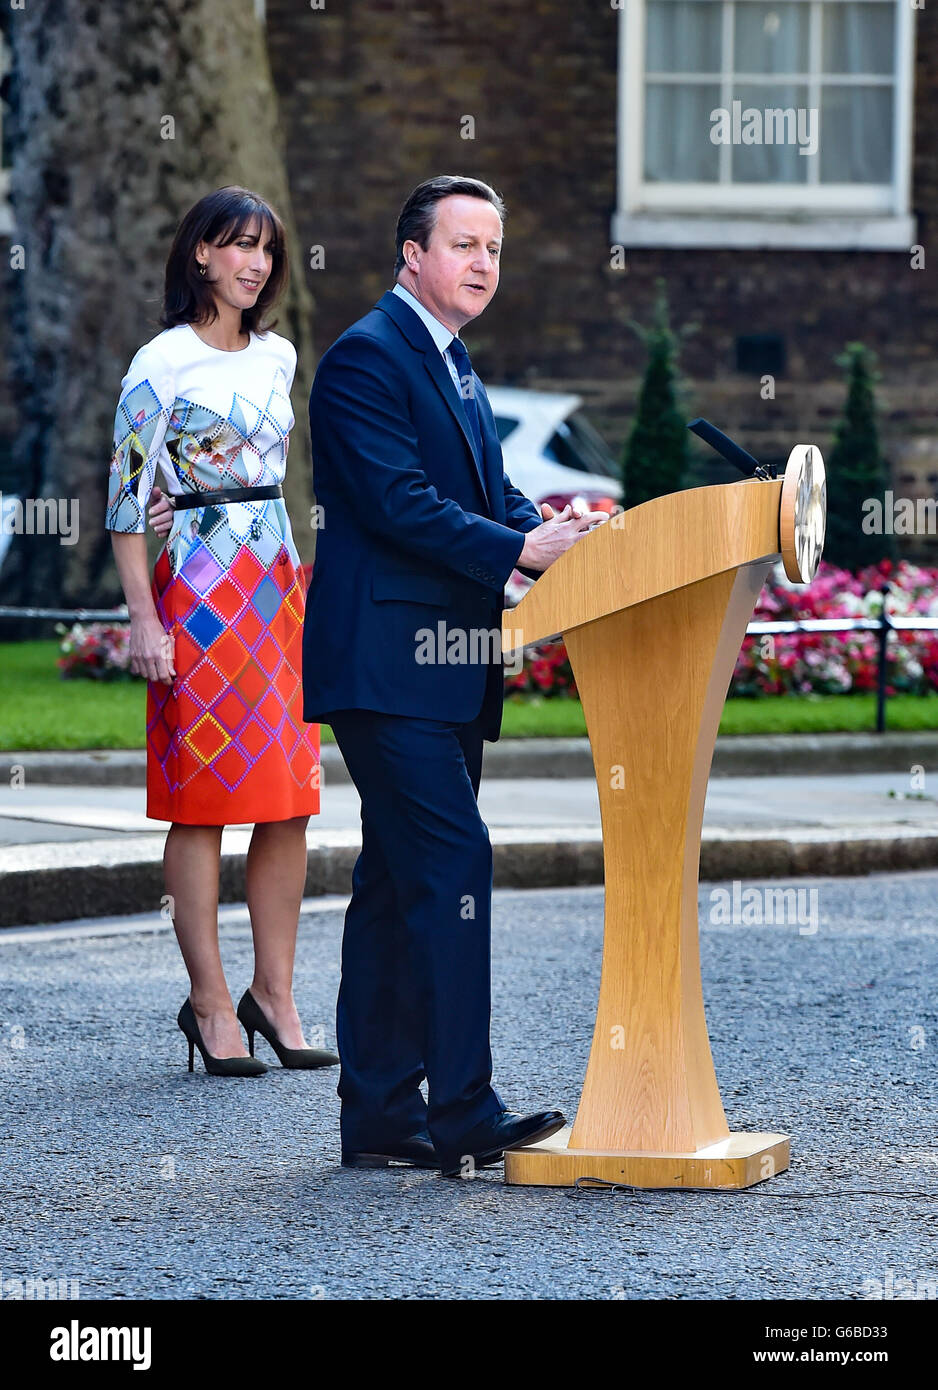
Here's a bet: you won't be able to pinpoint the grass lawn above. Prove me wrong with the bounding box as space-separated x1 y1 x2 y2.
3 640 938 750
506 692 938 737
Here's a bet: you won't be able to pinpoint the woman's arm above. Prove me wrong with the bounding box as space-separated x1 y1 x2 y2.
106 340 177 683
110 531 175 684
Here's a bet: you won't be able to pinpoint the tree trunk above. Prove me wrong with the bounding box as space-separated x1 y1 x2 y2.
2 0 315 608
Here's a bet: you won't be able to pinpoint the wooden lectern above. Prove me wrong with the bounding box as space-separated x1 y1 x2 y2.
500 443 826 1189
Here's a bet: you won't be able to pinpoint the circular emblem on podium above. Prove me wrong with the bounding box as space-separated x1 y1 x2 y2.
780 444 826 583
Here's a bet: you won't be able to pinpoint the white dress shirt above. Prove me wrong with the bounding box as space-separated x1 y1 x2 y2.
392 282 465 397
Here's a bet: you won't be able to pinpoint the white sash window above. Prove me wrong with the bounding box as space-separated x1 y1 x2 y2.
613 0 916 248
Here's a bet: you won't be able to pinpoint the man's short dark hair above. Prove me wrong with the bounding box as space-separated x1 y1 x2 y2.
394 175 506 276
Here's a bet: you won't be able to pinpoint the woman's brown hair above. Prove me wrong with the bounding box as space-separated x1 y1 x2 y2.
161 185 288 334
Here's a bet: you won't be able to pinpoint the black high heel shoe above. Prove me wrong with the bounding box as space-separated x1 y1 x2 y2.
236 990 339 1070
177 999 267 1076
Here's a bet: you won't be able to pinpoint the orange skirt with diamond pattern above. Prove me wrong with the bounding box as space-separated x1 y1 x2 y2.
146 542 320 825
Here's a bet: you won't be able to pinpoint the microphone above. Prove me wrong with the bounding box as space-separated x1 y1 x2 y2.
687 418 775 480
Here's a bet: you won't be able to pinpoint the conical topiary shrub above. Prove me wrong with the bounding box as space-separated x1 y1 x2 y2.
621 279 688 509
824 342 894 570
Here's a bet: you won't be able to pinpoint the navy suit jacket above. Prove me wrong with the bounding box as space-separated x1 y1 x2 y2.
301 289 541 741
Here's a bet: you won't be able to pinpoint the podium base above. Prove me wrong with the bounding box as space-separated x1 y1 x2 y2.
503 1128 790 1190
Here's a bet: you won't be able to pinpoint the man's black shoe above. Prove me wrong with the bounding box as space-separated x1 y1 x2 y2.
342 1131 439 1169
440 1109 565 1178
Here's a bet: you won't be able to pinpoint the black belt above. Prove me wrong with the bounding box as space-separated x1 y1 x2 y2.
172 484 283 511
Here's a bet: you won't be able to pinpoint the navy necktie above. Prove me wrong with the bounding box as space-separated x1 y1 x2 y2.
448 335 484 465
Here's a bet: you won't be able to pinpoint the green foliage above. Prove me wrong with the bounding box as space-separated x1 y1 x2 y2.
824 342 895 569
621 279 688 508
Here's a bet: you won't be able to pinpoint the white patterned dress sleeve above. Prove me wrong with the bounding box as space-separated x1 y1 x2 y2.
105 342 176 534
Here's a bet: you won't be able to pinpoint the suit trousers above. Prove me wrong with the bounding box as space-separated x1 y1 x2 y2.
327 707 505 1152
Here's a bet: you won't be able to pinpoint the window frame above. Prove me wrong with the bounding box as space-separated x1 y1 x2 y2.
612 0 917 250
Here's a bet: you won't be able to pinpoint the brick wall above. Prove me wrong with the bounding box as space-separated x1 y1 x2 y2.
265 0 936 470
0 5 932 496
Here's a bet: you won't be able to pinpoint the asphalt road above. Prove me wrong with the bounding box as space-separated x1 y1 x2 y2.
1 876 937 1301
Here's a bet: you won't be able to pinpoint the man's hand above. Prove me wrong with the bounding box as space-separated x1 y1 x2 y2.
517 501 608 573
147 486 175 540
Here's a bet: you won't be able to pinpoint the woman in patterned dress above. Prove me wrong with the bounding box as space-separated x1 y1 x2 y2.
106 186 336 1076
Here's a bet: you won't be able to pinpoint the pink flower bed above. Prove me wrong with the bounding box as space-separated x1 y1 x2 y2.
56 621 136 681
505 560 938 700
58 560 938 696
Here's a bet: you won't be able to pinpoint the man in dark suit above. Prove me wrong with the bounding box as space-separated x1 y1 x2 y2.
302 175 602 1177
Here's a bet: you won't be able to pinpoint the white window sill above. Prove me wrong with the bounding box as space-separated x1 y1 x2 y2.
611 211 917 252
